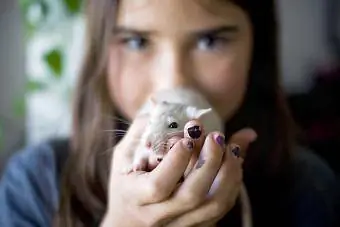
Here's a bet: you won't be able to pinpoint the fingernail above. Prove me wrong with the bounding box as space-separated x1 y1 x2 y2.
215 134 225 147
188 126 202 139
186 140 194 151
230 144 240 157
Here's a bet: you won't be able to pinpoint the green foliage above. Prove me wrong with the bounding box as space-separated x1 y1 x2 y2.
43 48 64 78
0 0 83 153
9 78 50 122
63 0 82 15
19 0 50 39
26 79 48 92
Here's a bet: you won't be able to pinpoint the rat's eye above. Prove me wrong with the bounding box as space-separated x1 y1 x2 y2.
168 122 178 129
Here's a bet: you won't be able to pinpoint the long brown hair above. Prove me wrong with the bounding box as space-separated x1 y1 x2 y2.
55 0 296 226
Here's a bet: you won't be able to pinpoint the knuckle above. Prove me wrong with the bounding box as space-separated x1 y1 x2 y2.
143 215 159 227
132 208 159 227
146 181 165 201
208 200 227 219
180 191 203 208
139 216 156 227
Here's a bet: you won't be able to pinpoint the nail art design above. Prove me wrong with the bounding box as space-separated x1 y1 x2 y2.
188 126 202 139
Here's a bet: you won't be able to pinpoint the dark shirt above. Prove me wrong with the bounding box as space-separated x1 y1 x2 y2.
0 139 339 227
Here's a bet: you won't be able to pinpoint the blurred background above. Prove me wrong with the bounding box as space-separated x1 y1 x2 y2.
0 0 339 177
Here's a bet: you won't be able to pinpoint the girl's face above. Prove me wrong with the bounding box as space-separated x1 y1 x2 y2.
107 0 253 121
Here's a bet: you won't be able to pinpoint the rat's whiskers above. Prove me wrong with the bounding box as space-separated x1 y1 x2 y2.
101 114 131 127
154 141 168 153
104 129 128 134
102 129 128 138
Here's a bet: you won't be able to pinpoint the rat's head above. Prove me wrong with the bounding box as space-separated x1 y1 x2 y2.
143 98 212 154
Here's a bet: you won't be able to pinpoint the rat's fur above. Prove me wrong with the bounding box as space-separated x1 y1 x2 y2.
129 87 253 227
140 100 213 155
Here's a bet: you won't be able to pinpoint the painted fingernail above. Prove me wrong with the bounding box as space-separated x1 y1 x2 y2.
188 126 202 139
186 140 194 150
215 135 225 147
231 145 240 157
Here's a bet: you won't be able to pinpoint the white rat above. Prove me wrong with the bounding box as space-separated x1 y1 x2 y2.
127 87 253 227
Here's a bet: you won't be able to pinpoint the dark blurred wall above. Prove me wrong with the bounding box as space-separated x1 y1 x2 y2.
277 0 336 94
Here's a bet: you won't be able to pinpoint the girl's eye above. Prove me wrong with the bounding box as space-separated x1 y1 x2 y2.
197 35 229 51
121 35 149 50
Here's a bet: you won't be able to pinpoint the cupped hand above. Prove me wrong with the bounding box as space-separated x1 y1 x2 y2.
164 124 257 227
101 115 257 227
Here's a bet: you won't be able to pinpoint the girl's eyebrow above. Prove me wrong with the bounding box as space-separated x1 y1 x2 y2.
112 25 239 36
112 26 153 36
192 25 239 36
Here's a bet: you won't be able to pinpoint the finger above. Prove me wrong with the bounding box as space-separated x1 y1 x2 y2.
139 138 196 204
164 197 227 227
208 128 256 199
165 129 257 227
205 129 255 213
165 150 240 227
208 144 243 202
226 128 257 158
173 132 225 209
183 120 206 176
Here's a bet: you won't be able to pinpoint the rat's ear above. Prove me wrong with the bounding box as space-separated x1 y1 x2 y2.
196 108 212 118
186 106 212 119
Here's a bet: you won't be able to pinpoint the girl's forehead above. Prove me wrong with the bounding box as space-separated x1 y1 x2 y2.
116 0 244 30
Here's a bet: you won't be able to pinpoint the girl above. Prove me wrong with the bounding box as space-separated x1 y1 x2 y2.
0 0 338 227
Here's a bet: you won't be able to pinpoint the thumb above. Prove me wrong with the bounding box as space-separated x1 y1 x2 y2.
226 128 257 159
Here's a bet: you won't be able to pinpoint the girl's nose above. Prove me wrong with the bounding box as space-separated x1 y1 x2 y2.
152 45 193 90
